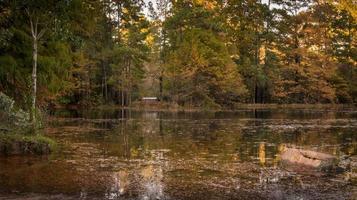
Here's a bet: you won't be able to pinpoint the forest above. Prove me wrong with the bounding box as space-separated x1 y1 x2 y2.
0 1 357 199
0 0 356 112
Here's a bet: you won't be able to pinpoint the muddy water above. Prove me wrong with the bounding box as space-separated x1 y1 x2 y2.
0 109 356 199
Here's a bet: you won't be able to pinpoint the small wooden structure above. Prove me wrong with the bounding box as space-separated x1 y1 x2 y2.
141 97 158 103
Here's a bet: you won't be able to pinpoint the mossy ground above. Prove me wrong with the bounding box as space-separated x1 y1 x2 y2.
0 133 56 155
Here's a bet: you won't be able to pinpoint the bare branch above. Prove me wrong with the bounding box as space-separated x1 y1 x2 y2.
26 8 35 38
38 28 46 40
35 17 38 37
30 19 35 38
25 8 31 19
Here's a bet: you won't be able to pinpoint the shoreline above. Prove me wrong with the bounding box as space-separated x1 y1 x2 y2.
53 103 357 112
0 133 56 155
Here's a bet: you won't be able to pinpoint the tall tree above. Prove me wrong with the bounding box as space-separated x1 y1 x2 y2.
163 0 247 107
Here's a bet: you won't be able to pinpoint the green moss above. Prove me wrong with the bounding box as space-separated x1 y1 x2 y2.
0 133 56 155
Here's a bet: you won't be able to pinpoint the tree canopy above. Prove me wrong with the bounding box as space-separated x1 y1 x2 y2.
0 0 356 110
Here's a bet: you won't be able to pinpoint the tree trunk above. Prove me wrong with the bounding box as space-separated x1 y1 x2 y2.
31 37 38 125
159 74 163 101
121 60 126 107
102 61 108 103
128 58 131 107
255 84 258 104
27 12 46 130
121 89 125 107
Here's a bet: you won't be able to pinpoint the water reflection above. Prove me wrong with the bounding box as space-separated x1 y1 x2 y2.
0 109 356 199
106 170 129 199
259 142 266 166
104 149 167 200
140 164 164 200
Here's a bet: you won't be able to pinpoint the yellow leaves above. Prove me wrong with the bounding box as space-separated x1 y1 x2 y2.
269 45 286 59
334 0 357 22
140 28 149 34
326 0 357 21
145 33 155 47
259 44 266 65
277 59 338 103
194 0 217 10
307 45 319 53
122 7 129 15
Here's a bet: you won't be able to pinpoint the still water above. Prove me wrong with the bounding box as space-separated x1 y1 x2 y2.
0 108 356 199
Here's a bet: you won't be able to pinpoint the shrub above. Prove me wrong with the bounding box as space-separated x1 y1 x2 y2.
0 92 31 132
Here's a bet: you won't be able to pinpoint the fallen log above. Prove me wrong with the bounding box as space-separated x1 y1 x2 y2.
280 147 338 171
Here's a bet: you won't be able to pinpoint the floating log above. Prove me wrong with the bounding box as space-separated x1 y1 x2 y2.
280 147 337 170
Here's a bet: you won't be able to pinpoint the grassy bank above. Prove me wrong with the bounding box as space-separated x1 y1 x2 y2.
0 133 56 155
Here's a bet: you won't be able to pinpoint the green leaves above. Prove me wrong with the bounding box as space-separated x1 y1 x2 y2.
164 17 247 107
0 0 356 108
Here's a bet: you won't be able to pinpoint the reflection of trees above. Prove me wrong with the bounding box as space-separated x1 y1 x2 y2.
101 110 356 167
122 120 130 159
140 162 165 199
105 170 129 199
239 116 357 165
290 128 356 156
259 142 266 166
106 152 166 199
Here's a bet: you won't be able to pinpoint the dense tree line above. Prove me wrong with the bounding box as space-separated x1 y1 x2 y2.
158 0 356 107
0 0 150 113
0 0 356 111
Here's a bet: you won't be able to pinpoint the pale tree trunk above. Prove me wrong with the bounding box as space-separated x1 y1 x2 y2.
31 36 38 125
27 11 46 129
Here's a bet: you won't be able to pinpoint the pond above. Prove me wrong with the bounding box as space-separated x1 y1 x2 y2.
0 108 356 199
